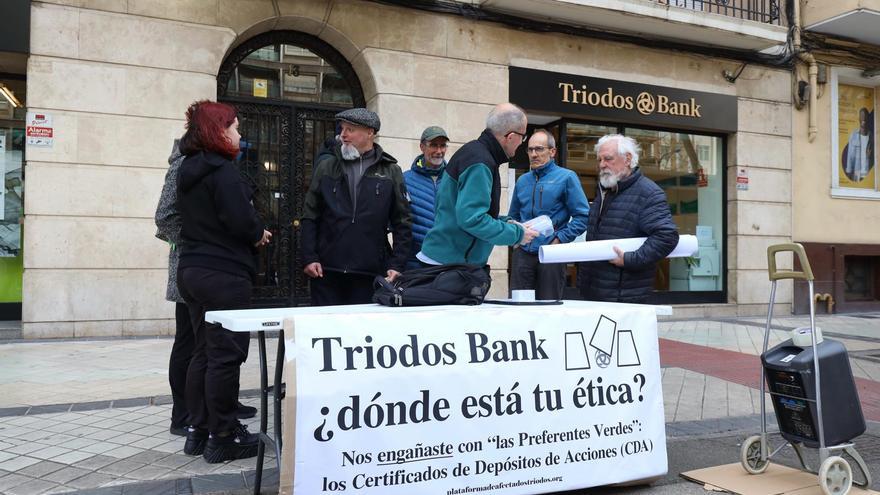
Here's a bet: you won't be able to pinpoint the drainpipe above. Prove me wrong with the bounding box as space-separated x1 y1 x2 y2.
792 0 817 142
805 59 818 142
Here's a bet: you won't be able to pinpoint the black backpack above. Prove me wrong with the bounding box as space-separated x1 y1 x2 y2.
373 264 491 307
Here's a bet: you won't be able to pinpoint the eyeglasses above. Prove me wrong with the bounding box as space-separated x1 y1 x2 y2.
506 131 527 143
527 146 552 153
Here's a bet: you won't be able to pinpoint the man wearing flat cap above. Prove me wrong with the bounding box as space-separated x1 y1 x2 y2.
301 108 412 305
403 126 449 270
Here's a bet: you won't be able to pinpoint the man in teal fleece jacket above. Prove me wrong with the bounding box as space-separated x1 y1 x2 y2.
418 103 538 266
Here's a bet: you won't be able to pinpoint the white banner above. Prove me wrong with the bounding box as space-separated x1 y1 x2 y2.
288 303 667 495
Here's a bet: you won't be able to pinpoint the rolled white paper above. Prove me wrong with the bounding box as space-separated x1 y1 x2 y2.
538 234 698 264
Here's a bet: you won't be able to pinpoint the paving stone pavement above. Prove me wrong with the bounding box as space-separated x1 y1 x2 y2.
0 339 277 410
0 398 275 494
0 312 877 494
0 336 282 495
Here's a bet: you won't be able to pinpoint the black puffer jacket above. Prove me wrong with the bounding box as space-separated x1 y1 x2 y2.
577 168 679 303
177 151 264 279
301 143 412 276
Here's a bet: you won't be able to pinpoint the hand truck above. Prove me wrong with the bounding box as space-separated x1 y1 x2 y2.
740 243 872 495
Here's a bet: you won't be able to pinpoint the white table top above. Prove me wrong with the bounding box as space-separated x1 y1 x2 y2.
205 300 672 332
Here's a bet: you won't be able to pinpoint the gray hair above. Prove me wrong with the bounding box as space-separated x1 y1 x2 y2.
595 134 640 169
486 103 526 135
531 129 556 149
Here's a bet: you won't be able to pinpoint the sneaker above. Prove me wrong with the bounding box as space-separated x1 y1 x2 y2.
169 424 188 437
237 402 257 419
183 426 208 456
203 423 260 463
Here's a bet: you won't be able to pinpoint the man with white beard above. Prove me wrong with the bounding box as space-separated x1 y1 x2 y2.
577 134 678 303
301 108 412 305
403 126 449 270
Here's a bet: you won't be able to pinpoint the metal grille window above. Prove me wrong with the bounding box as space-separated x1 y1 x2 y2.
658 0 783 25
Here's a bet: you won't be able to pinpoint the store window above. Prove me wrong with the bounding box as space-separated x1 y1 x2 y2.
0 77 24 318
626 128 724 296
831 68 879 199
555 121 725 303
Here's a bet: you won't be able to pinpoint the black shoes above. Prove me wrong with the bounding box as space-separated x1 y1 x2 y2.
203 423 259 463
169 424 188 437
183 426 208 456
236 402 257 419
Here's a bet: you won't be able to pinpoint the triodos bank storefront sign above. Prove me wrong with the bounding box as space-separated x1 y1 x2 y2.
510 67 738 133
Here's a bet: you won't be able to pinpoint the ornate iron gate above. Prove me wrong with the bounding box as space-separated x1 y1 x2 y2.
217 30 365 307
224 98 339 307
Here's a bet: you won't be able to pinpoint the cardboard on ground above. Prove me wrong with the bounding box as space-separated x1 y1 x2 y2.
681 463 877 495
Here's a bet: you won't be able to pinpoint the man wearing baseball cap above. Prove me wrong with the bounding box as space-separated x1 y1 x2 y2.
301 108 412 305
403 126 449 270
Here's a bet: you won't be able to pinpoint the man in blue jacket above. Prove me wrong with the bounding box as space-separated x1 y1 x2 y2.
403 126 449 270
509 129 589 300
419 103 538 266
577 134 679 303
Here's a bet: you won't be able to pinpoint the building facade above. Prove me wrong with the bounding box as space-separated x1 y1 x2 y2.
791 0 880 314
13 0 803 337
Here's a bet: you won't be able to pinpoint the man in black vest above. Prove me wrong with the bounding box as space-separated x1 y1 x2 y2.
418 103 538 266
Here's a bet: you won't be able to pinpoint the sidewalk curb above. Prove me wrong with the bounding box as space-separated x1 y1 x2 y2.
0 390 264 418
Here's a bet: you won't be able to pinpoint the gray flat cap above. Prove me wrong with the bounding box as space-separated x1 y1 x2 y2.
335 108 380 132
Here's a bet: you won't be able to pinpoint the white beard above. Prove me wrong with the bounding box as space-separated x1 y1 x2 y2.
426 156 444 167
599 172 619 189
341 143 360 160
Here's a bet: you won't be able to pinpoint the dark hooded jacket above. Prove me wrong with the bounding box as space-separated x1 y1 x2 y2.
577 168 679 303
301 143 412 276
177 150 264 279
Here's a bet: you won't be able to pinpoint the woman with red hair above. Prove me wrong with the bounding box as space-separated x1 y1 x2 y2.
176 100 271 463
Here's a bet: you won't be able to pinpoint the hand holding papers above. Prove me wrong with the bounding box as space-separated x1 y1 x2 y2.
523 215 554 237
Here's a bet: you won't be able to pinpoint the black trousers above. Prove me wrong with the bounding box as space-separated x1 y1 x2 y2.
169 302 194 428
510 248 566 300
310 271 375 306
178 266 251 434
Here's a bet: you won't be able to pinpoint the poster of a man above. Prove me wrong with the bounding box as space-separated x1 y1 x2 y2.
838 84 875 188
844 107 874 182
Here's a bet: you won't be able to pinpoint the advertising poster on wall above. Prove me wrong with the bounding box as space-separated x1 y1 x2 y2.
25 111 54 148
838 84 875 189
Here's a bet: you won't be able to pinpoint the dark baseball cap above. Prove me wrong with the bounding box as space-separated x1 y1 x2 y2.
420 126 448 142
